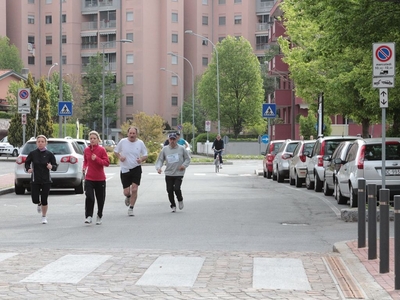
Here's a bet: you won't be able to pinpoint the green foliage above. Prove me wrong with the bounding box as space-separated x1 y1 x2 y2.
5 80 26 115
52 123 86 139
47 72 73 122
299 111 332 139
0 112 13 119
0 37 24 73
197 36 264 137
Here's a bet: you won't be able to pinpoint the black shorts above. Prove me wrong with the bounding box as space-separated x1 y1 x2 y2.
120 166 142 188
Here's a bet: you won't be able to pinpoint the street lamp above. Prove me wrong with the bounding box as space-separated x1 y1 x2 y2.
47 62 58 81
185 30 220 135
160 68 183 137
101 39 132 141
167 52 195 147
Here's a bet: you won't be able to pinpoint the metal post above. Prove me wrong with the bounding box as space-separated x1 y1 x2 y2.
368 184 377 260
379 188 390 273
358 178 366 248
58 0 63 138
394 195 400 289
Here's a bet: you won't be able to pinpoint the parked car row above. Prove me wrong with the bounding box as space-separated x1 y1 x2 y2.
262 136 400 208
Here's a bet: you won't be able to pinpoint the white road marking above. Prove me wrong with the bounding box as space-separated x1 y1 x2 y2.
136 256 205 287
0 253 17 262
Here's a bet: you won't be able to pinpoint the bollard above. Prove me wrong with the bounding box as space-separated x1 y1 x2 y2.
358 179 366 248
395 196 400 289
368 184 377 260
379 189 390 273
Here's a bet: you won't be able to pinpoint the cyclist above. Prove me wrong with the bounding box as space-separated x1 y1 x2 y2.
212 134 224 168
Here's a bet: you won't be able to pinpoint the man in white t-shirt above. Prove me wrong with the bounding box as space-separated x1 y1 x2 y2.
114 127 148 216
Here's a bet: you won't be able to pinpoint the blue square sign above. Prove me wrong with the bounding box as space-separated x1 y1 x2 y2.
58 101 73 116
262 103 276 118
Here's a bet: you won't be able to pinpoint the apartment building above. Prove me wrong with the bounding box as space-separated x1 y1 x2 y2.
4 0 275 137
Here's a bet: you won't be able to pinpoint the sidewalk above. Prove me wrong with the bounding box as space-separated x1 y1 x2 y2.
0 172 399 298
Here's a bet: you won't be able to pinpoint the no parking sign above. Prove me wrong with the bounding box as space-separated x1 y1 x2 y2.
18 88 31 113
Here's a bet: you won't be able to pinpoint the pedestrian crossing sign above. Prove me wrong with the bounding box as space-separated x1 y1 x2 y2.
58 101 73 116
262 103 276 118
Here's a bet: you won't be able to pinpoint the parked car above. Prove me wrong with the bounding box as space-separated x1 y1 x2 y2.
73 139 89 153
0 136 20 157
323 141 355 199
102 139 116 147
272 140 300 182
288 140 316 187
261 139 285 179
335 138 400 208
14 138 85 195
304 136 359 192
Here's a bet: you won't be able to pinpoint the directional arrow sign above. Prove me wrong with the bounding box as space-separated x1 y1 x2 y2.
380 88 388 108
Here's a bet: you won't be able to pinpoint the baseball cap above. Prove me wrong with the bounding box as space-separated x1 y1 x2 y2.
168 133 177 139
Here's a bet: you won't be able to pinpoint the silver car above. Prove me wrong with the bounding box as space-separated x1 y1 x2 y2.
335 138 400 208
14 138 84 195
272 140 300 183
288 140 316 187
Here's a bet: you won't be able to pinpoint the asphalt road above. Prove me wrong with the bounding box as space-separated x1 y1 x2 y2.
0 160 360 253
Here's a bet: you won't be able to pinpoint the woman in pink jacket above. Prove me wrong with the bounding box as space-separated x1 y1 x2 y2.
82 131 110 225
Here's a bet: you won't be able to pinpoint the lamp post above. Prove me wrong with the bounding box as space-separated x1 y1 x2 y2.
185 30 220 135
47 62 58 81
160 68 183 137
101 39 132 141
167 52 195 147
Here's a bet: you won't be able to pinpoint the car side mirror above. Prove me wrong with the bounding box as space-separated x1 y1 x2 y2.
333 158 344 164
303 150 310 157
261 151 266 156
323 155 331 161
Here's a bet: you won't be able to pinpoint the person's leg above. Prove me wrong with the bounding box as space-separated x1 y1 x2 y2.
85 180 95 218
165 176 176 208
130 183 138 207
219 153 223 164
173 176 183 202
40 183 51 219
129 166 142 207
95 181 106 219
30 183 40 205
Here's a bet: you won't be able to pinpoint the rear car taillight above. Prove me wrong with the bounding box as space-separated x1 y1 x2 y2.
357 145 365 169
320 141 326 156
317 155 323 167
16 156 27 165
60 156 79 164
300 155 306 163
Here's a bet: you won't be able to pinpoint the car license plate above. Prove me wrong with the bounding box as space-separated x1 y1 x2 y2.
386 169 400 176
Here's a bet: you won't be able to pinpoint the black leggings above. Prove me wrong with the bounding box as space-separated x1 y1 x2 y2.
31 183 51 206
85 180 106 218
165 176 183 208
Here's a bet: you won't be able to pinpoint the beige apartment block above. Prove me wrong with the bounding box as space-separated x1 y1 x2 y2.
5 0 273 136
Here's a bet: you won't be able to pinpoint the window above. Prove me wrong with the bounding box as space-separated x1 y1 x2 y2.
202 38 208 46
171 96 178 106
218 36 225 42
62 14 66 23
28 56 35 65
28 0 34 3
126 54 134 64
172 12 178 22
219 16 226 26
234 15 242 24
46 0 52 3
126 75 134 85
46 36 52 45
62 35 67 44
171 55 178 65
171 118 178 127
234 0 242 3
62 55 67 65
172 34 178 43
202 16 208 25
218 0 225 3
126 96 133 105
126 33 133 42
126 12 133 21
202 57 208 66
28 15 35 24
28 36 35 44
45 15 52 24
171 76 178 85
46 56 53 65
202 0 208 4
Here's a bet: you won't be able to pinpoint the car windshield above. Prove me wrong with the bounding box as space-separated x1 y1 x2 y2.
304 142 315 153
364 143 400 161
286 142 299 153
21 141 71 155
324 141 342 156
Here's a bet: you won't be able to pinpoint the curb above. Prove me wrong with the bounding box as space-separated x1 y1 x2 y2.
0 187 14 196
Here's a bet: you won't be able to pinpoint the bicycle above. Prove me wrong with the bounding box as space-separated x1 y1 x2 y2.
214 150 222 173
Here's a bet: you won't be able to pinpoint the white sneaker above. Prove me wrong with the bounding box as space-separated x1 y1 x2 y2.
41 217 47 224
171 207 176 213
96 216 102 225
125 196 130 206
37 204 42 214
178 201 184 210
128 207 134 216
85 216 92 224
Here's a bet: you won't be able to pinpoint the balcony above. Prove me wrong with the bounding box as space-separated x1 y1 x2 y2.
268 21 286 43
82 21 98 31
100 19 116 29
268 55 288 74
274 89 292 107
256 23 269 32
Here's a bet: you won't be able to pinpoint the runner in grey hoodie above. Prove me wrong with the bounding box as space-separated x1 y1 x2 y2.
155 132 191 212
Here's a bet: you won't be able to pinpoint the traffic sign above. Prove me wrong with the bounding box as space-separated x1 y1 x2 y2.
380 88 388 108
261 134 269 144
373 43 395 77
372 76 395 88
58 101 73 116
262 103 276 118
205 120 211 132
18 88 31 113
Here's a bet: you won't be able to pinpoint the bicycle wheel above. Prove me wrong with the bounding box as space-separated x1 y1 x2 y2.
215 159 219 173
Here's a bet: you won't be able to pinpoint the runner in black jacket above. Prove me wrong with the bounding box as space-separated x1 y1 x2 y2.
25 135 57 224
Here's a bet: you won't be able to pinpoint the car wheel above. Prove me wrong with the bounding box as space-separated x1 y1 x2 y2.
289 172 295 185
74 180 84 194
295 173 303 187
12 149 18 157
272 169 277 181
314 173 323 192
335 180 347 205
323 179 334 196
266 169 272 179
349 185 358 208
305 172 314 190
15 184 25 195
277 169 284 183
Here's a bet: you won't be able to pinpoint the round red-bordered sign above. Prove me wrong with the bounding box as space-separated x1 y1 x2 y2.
376 46 393 62
19 89 29 99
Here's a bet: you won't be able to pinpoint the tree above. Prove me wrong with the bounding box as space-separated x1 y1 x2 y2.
197 36 264 137
0 36 24 73
81 53 124 134
5 80 26 114
8 74 53 147
48 72 73 123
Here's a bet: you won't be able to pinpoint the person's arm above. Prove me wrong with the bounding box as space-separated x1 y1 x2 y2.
49 152 58 171
99 148 110 167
